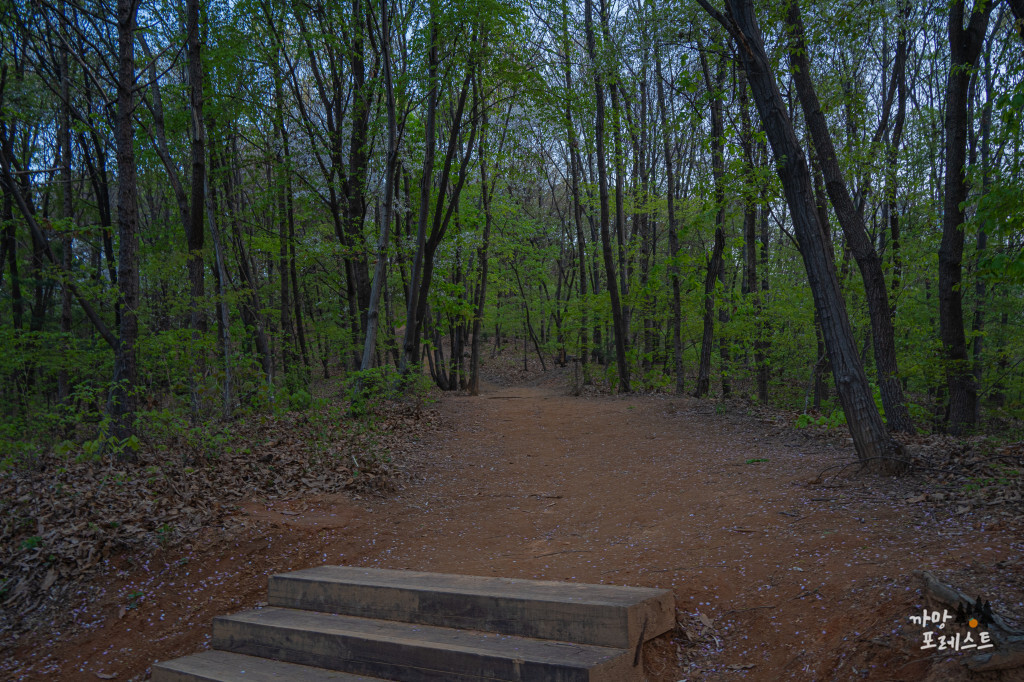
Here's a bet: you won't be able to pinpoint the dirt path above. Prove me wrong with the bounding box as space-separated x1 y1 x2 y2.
9 375 1023 680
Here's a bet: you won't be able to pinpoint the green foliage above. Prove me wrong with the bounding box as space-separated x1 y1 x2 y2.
794 410 847 429
288 389 312 412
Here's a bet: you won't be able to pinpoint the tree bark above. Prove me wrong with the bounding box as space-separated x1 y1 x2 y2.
400 11 440 373
585 0 630 392
109 0 140 447
186 0 206 335
361 0 398 374
786 0 914 433
58 0 73 402
560 3 589 376
695 44 726 399
939 0 991 434
468 97 493 395
698 0 905 473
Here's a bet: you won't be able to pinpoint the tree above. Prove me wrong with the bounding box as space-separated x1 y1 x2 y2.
584 0 630 392
697 0 906 472
939 0 992 434
785 0 915 433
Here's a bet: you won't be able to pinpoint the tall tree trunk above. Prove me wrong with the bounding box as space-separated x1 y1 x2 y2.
695 45 726 399
361 0 398 374
654 40 683 394
468 100 493 395
887 0 910 319
58 0 73 402
109 0 140 448
786 0 914 433
584 0 630 392
971 46 994 423
2 192 21 330
401 11 439 373
698 0 905 473
186 0 206 335
756 168 771 404
561 1 589 377
346 0 372 337
738 65 762 400
939 0 991 434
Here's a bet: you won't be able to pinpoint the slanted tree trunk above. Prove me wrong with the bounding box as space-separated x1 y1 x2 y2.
786 0 914 433
939 0 991 434
698 0 905 473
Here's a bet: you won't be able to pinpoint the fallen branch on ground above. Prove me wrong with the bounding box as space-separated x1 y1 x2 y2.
915 570 1024 672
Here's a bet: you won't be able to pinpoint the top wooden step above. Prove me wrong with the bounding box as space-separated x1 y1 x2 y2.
268 566 674 649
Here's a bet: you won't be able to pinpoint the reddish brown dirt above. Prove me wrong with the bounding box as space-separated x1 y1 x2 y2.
5 374 1023 680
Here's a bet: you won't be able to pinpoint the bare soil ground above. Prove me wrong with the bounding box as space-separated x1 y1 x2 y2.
4 361 1024 681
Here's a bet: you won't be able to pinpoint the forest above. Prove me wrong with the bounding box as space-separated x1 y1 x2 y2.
2 0 1024 676
0 0 1022 463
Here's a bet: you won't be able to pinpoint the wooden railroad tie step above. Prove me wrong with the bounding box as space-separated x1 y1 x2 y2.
152 566 675 682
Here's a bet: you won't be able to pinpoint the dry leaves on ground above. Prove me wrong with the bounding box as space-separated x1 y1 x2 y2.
0 398 442 648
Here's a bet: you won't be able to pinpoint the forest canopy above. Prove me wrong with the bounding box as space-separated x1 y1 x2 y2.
1 0 1023 470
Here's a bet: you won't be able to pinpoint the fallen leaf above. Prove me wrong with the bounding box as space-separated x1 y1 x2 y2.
699 612 714 628
727 663 755 670
95 673 116 679
41 568 57 591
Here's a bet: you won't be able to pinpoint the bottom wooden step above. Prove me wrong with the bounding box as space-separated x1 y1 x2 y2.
152 650 386 682
214 607 639 682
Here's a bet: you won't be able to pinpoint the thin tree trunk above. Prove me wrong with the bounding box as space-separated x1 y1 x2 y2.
58 0 73 402
561 2 589 377
584 0 630 392
695 45 726 399
186 0 206 335
468 100 493 395
971 46 994 423
655 39 683 394
360 0 397 374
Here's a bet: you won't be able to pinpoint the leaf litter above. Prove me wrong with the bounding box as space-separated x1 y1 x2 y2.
0 397 442 657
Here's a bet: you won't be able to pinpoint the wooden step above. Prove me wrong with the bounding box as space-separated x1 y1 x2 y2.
212 606 640 682
152 650 386 681
269 566 673 649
